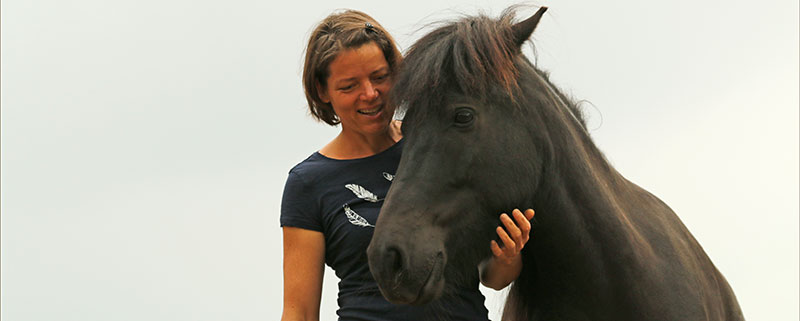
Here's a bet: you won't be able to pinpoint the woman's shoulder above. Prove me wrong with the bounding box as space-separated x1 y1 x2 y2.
287 151 328 178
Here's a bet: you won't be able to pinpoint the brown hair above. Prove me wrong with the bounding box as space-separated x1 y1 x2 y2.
302 10 403 125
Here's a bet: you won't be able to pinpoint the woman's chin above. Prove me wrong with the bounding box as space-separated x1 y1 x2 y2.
358 122 394 137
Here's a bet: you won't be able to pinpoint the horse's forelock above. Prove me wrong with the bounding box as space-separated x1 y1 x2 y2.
391 10 523 114
391 7 591 134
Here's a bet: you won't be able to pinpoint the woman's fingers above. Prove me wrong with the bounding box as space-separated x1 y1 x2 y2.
491 240 513 265
512 209 532 245
513 209 531 232
496 225 516 256
524 208 535 220
493 209 536 259
503 211 525 252
490 240 503 257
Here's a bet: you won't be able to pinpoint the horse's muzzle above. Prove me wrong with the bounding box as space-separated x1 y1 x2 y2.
367 239 446 305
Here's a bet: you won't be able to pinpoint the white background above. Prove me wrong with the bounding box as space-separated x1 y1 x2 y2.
2 1 797 320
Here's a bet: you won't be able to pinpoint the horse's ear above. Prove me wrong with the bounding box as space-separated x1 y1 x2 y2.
511 6 548 48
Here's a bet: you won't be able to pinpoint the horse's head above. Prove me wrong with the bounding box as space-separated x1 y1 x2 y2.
367 7 566 305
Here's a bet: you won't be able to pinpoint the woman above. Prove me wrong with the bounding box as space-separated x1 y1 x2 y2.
280 10 535 321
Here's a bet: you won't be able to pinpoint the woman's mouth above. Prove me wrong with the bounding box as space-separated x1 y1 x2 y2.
357 104 383 116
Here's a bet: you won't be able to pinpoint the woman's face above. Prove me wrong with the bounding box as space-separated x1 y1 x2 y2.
320 42 393 137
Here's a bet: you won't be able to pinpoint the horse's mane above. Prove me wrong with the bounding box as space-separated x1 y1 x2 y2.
391 7 588 130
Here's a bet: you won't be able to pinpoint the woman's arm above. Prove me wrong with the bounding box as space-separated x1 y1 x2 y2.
478 209 535 290
281 227 326 321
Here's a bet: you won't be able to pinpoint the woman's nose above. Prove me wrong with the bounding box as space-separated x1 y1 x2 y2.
361 81 379 101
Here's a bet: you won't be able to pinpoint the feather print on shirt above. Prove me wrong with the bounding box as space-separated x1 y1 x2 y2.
345 184 380 202
343 204 375 228
382 172 394 181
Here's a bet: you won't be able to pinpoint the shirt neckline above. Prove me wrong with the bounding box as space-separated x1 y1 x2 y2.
314 139 403 162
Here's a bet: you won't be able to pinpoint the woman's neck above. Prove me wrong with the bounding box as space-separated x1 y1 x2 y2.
319 127 399 160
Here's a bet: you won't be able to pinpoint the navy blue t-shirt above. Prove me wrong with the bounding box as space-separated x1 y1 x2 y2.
280 140 490 321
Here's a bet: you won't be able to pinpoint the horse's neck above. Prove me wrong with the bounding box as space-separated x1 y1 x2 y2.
521 65 653 280
528 112 730 318
516 66 737 319
530 104 654 295
541 146 642 248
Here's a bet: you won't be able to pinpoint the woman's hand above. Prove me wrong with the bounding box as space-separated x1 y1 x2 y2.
490 208 535 265
479 208 535 290
389 119 403 141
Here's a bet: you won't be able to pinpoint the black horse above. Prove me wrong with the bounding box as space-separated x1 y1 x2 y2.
366 6 744 321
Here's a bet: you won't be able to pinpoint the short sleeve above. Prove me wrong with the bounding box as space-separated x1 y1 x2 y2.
280 169 323 232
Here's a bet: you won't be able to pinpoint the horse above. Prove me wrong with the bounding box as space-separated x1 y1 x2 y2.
366 6 744 321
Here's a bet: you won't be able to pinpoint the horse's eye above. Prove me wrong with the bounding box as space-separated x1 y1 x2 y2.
454 109 474 126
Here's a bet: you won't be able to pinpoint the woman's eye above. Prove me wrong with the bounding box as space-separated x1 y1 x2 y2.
454 110 474 125
339 85 355 92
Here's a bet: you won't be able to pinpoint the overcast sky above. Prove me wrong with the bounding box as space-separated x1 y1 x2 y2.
2 0 798 320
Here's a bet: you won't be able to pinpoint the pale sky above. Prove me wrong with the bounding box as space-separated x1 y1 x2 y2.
2 1 798 320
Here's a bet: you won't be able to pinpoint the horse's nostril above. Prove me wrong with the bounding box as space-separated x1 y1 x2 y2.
387 246 404 274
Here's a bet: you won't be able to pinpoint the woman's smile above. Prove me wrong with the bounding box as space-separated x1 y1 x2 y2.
357 103 384 116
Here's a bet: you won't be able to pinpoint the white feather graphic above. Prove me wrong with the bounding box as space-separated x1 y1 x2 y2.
345 184 380 202
343 204 375 228
382 172 394 181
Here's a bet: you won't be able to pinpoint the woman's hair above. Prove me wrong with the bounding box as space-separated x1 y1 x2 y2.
302 10 403 125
